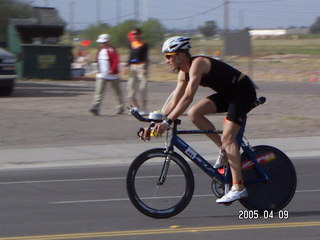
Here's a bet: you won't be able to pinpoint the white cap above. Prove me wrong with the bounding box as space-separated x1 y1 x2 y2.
96 34 110 43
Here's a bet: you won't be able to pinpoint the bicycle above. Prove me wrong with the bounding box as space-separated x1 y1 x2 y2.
126 97 297 218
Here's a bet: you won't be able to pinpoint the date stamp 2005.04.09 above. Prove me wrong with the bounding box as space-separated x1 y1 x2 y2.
238 210 289 220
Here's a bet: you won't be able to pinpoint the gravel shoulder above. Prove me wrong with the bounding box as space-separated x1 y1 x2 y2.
0 79 319 149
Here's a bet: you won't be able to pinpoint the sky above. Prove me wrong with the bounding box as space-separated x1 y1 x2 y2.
24 0 320 31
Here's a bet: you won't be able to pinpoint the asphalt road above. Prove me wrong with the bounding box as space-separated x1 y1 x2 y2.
0 157 319 240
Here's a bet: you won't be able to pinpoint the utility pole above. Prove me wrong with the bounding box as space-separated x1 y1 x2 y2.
224 0 229 34
134 0 139 21
116 0 121 24
96 0 101 24
223 0 229 58
143 0 148 21
68 1 75 42
69 1 74 31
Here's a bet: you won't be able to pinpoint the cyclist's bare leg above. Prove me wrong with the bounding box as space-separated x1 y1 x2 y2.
222 119 244 191
188 98 223 148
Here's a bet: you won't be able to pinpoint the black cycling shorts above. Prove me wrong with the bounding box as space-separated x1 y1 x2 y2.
207 76 257 126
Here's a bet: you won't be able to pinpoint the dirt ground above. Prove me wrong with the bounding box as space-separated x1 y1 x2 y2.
0 75 319 149
230 54 320 82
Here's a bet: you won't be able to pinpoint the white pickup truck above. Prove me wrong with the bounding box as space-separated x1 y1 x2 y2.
0 48 16 96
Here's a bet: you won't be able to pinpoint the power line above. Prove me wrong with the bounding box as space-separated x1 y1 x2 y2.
160 3 224 21
70 13 135 26
231 0 289 3
232 5 319 15
157 0 289 22
101 13 135 24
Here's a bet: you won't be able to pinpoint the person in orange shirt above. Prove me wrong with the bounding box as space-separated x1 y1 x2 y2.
126 29 149 115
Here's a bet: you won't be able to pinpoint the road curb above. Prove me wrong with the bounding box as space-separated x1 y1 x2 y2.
0 136 319 170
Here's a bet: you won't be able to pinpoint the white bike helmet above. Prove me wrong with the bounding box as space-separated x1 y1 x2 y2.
162 36 191 53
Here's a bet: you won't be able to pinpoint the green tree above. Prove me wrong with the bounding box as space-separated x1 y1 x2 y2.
310 16 320 34
109 20 140 47
80 23 111 45
80 19 166 49
0 0 34 42
198 20 218 37
140 18 166 48
110 19 166 48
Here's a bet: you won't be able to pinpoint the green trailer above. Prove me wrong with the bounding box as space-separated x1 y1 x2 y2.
7 7 73 80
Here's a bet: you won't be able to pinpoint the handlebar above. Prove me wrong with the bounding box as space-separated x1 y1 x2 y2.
128 107 160 123
128 107 182 124
128 107 151 122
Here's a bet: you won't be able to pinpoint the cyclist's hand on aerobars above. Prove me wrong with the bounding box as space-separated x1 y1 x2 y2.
138 122 169 141
152 122 170 137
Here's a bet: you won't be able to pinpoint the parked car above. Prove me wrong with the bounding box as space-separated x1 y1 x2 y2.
0 48 16 96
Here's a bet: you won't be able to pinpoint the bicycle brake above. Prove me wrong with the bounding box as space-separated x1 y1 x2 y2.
137 128 151 141
137 128 145 139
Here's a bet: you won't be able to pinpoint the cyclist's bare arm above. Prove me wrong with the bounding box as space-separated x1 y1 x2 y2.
139 72 187 141
137 74 186 141
166 58 210 121
162 71 187 116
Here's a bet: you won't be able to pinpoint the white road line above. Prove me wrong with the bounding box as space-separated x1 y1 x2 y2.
0 177 125 185
0 175 183 185
50 194 213 204
50 190 320 204
296 189 320 193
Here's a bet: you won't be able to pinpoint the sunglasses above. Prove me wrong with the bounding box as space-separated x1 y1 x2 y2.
165 52 177 59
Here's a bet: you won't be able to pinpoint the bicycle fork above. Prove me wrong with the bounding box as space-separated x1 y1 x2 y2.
157 151 173 185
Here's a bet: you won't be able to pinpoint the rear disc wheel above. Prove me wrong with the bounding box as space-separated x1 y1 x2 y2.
240 145 296 213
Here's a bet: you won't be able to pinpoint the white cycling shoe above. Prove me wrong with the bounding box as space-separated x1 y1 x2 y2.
216 186 248 204
213 150 228 169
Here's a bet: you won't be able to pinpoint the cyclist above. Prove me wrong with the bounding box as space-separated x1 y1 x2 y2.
141 36 257 204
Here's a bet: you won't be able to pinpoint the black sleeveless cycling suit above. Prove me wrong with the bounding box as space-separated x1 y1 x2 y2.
188 56 257 125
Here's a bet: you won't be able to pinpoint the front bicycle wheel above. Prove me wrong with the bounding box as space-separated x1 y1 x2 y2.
239 145 296 212
126 148 194 218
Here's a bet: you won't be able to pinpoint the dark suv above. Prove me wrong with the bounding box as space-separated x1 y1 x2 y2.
0 48 16 96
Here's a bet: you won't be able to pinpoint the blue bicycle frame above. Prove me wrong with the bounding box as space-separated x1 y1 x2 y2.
130 96 268 187
167 118 269 186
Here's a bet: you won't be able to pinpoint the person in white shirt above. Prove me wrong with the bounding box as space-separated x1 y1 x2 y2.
90 34 124 115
